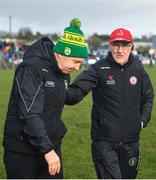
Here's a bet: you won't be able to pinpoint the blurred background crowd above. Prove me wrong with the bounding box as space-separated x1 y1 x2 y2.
0 31 156 69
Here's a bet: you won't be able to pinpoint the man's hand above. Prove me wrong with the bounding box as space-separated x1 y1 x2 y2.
44 150 61 176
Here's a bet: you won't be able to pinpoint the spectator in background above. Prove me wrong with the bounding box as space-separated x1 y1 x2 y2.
66 28 154 179
3 18 88 179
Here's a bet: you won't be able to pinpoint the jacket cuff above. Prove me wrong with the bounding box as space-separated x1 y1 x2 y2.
141 121 145 128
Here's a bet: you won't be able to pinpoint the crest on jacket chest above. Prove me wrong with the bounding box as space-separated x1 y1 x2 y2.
45 81 55 87
130 76 137 85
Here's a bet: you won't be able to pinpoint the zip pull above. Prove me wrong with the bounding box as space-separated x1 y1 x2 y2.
121 68 124 72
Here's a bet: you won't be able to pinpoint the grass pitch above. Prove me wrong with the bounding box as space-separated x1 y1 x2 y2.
0 66 156 178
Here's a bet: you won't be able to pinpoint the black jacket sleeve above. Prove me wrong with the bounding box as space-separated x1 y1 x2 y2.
140 69 154 127
66 65 98 105
15 65 53 154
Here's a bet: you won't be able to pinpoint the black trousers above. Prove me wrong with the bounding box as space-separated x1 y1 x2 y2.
92 141 140 179
3 144 63 179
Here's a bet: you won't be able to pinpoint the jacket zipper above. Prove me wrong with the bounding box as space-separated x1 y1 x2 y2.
58 76 66 106
121 68 125 143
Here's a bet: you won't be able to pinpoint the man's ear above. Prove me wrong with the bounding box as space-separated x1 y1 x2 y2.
54 52 62 61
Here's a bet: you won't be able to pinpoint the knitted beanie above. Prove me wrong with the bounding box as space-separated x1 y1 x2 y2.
53 18 88 58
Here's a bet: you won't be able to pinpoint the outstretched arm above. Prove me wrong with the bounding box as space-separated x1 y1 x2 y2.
66 65 98 105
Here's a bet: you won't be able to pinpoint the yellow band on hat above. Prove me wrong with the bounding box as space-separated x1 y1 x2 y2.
60 32 85 47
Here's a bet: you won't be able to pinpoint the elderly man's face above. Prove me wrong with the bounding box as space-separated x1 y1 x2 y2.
55 53 84 74
109 41 133 65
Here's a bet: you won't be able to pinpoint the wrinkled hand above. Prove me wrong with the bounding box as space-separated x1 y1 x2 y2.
44 150 61 176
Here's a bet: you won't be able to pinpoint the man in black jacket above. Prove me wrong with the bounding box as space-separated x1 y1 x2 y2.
3 18 88 179
66 28 154 179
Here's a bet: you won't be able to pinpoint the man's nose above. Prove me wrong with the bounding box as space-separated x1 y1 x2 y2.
117 46 123 52
74 64 80 70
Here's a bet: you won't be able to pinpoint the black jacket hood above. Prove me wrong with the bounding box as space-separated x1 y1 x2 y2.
23 37 54 61
23 37 62 73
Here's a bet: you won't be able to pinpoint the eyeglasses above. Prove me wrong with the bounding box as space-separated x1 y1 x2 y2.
111 42 133 49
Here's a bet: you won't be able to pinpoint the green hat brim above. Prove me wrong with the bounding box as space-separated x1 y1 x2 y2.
53 41 88 58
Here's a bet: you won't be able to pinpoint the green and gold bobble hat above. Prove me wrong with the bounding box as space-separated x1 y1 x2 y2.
53 18 88 58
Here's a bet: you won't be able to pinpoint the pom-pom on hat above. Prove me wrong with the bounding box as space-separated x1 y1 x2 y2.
53 18 88 58
109 28 133 43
